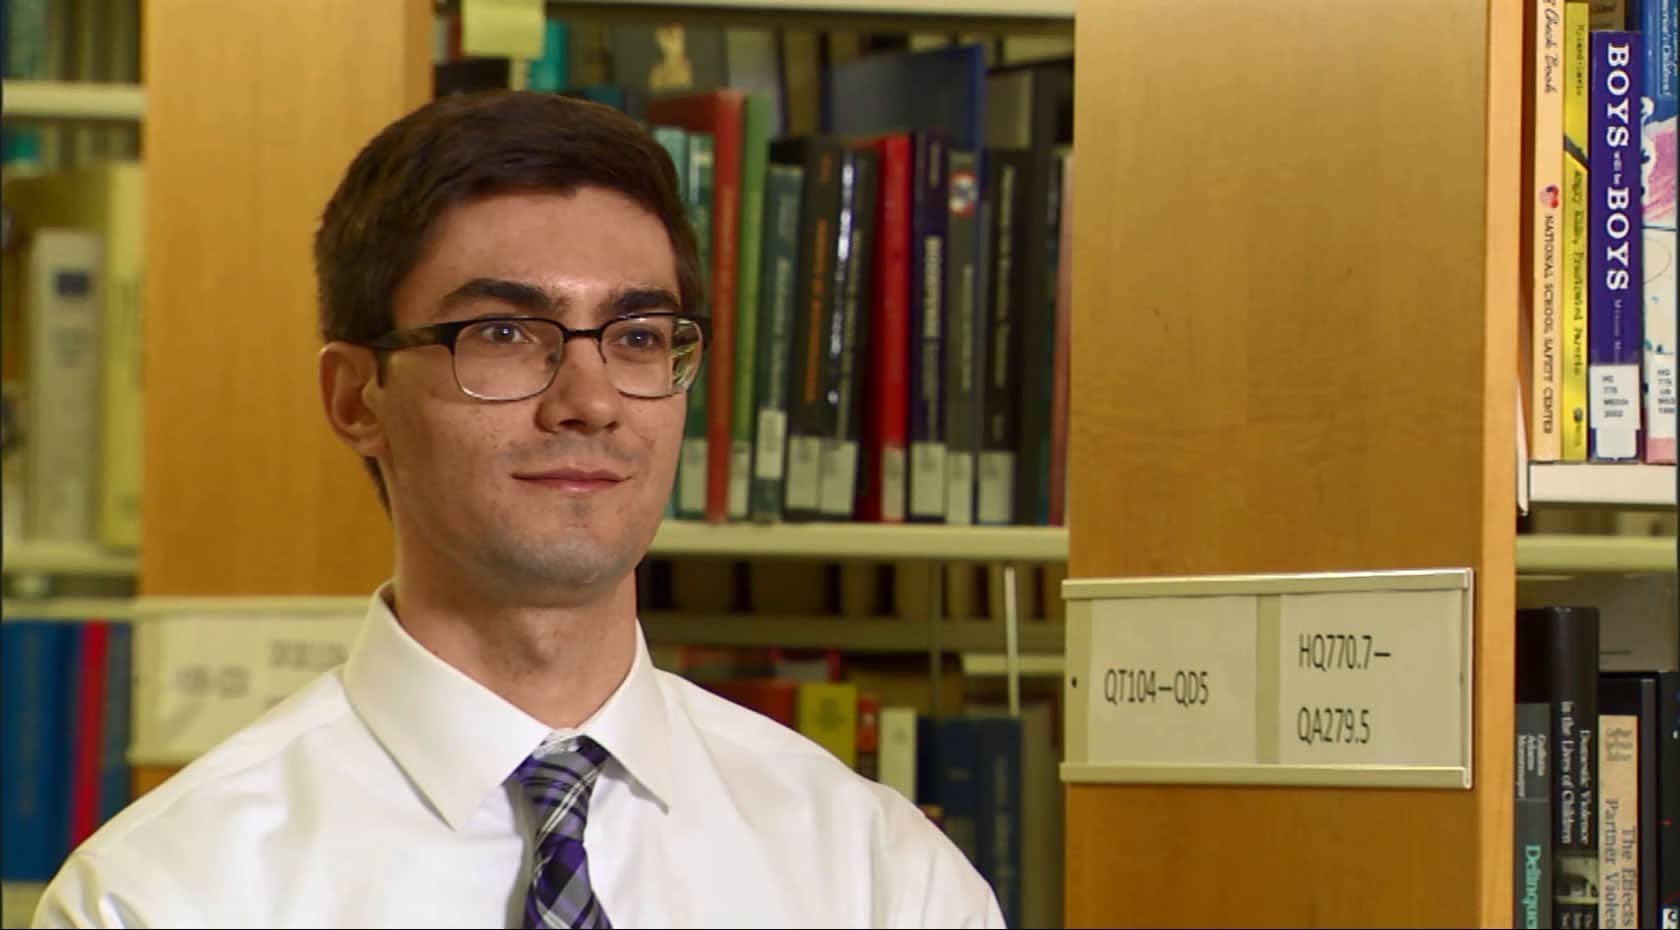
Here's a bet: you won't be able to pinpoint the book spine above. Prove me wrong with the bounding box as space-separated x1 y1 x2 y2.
857 135 911 524
25 229 103 542
1597 707 1638 928
1532 607 1601 929
704 101 742 524
679 132 714 520
1657 670 1678 930
943 148 983 526
781 140 842 522
908 129 949 523
99 620 133 825
729 95 771 520
1561 1 1592 460
67 621 110 848
0 622 73 881
978 150 1029 526
1046 148 1072 527
1516 700 1555 929
1637 0 1678 462
1532 0 1566 461
819 148 879 520
1587 30 1645 460
750 165 804 522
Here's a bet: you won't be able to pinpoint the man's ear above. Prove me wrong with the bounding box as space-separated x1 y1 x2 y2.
318 342 386 458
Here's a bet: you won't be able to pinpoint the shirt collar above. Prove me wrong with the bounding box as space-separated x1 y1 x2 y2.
342 582 673 831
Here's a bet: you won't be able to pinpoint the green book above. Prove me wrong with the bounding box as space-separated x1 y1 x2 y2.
728 92 772 520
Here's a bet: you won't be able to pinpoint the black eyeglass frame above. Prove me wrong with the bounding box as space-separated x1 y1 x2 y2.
361 311 710 401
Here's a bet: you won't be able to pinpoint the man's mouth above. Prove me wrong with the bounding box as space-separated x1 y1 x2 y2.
513 468 627 493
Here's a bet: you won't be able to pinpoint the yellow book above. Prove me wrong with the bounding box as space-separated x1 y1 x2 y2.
1559 1 1590 460
796 681 858 770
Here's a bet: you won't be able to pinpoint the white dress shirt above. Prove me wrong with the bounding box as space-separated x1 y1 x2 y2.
33 585 1005 929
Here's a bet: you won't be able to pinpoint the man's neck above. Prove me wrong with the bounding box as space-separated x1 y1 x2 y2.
385 568 639 732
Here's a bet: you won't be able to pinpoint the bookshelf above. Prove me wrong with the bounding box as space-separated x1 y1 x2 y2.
1062 0 1524 925
0 80 145 122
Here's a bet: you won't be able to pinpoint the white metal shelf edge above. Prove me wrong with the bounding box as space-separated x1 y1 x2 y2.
554 0 1073 17
2 80 145 121
1527 462 1677 506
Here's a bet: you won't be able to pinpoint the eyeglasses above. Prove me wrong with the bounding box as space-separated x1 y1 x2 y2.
363 312 707 401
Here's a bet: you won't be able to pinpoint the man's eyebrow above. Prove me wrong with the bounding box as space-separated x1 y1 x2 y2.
436 278 555 317
435 278 683 322
605 286 682 317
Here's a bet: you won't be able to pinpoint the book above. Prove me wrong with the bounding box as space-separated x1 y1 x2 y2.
1530 0 1567 462
1562 0 1593 460
1587 30 1645 461
1634 0 1678 463
1518 605 1602 929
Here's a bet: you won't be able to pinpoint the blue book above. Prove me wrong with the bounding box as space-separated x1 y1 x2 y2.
1587 30 1645 460
1 621 74 881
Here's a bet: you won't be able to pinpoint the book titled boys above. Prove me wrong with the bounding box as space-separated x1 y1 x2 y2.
1587 30 1644 460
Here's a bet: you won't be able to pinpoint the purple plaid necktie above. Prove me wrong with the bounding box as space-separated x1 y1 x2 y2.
512 735 613 929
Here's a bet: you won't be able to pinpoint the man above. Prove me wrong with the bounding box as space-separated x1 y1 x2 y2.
33 91 1004 929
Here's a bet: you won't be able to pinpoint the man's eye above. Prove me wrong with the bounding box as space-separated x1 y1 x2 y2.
613 326 668 351
473 322 533 345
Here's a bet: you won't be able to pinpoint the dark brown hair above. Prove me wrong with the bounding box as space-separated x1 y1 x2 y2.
313 90 702 509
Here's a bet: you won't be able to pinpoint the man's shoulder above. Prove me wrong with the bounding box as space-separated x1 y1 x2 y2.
33 671 355 926
649 670 1005 927
91 669 352 846
652 666 858 766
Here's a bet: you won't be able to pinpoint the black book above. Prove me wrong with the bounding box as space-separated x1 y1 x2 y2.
1518 605 1602 929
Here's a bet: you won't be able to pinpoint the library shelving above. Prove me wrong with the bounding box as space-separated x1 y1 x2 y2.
649 519 1068 561
1 540 139 578
4 526 1670 585
0 80 146 122
1526 462 1678 508
547 0 1073 31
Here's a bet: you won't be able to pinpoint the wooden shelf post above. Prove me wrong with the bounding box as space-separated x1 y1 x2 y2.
1063 0 1522 926
141 0 431 596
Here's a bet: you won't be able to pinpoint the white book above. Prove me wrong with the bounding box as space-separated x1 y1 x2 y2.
24 228 102 543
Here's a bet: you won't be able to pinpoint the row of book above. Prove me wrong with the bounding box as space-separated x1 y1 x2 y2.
0 618 133 884
436 32 1078 528
1522 0 1677 465
1513 603 1677 928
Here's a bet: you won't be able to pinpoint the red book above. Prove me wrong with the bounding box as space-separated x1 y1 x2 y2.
856 134 912 523
67 622 110 847
646 91 743 524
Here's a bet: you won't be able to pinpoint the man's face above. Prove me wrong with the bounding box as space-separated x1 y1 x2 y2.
369 187 685 600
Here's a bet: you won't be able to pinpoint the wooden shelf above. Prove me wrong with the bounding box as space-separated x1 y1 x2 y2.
6 528 1666 583
642 612 1064 653
649 519 1068 561
1 80 145 121
1515 533 1676 575
1527 462 1676 507
545 0 1072 32
1 540 139 577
